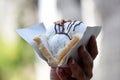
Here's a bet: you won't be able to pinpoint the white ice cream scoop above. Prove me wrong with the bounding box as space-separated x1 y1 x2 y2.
48 34 70 59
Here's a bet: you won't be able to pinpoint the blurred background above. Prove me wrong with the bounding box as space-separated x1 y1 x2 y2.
0 0 120 80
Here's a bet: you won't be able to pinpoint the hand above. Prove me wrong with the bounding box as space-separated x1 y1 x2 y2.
50 35 98 80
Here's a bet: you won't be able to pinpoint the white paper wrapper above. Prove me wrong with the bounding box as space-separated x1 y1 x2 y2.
16 23 47 62
16 23 101 67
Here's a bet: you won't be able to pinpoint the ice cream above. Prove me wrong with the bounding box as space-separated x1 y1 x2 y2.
34 20 87 66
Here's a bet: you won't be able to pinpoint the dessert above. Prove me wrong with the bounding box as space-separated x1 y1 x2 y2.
33 20 87 67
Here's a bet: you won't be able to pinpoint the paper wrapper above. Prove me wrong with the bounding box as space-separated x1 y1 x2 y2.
16 23 101 67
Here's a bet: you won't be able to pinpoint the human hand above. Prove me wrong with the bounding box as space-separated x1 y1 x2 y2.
50 35 98 80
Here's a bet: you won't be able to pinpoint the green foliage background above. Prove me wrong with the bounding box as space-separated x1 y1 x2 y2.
0 0 38 80
0 38 35 80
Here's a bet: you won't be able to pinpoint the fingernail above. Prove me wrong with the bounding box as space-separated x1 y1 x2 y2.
67 58 74 65
91 35 95 37
67 57 72 65
90 35 96 41
58 67 63 73
79 45 85 53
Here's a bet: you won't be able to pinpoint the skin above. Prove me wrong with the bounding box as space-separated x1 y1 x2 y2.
50 35 98 80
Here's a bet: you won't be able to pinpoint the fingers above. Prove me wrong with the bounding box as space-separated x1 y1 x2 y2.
56 67 72 80
55 35 97 80
87 35 98 60
78 46 93 79
68 58 87 80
